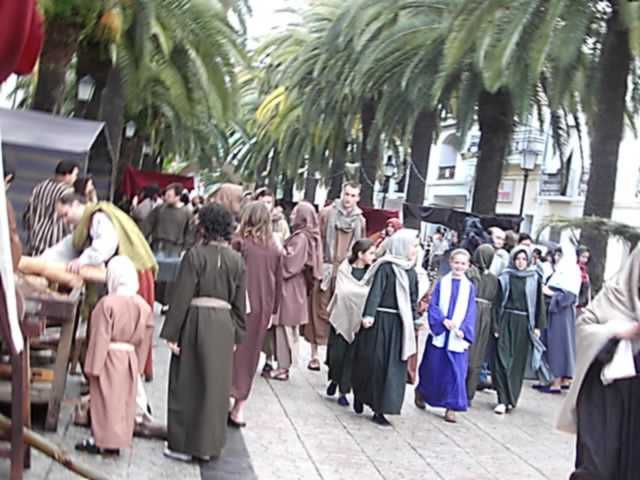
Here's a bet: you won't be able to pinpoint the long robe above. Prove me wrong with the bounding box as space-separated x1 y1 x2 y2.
142 204 192 255
352 263 418 415
160 244 246 458
231 237 282 400
306 206 365 345
543 287 577 379
492 276 547 407
573 339 640 479
417 278 476 412
85 294 153 450
325 267 367 395
466 270 499 401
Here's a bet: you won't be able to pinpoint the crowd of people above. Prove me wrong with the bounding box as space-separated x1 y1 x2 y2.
5 157 639 479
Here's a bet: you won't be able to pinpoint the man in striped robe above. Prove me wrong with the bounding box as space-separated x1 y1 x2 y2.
23 160 79 255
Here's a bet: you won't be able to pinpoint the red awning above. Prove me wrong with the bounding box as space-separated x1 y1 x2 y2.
121 165 195 198
360 206 400 237
0 0 44 83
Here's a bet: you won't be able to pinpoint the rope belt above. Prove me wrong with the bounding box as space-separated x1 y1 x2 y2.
377 307 399 314
476 298 492 305
109 342 134 352
504 309 528 316
191 296 232 310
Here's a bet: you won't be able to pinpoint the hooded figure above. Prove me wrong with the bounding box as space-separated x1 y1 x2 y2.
465 244 500 402
540 239 581 392
76 256 153 454
557 245 640 480
351 230 419 426
492 246 548 414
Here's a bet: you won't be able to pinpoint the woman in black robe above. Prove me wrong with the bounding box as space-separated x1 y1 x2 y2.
558 245 640 480
352 231 419 426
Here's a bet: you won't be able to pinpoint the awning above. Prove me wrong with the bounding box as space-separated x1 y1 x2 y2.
418 206 522 232
121 165 195 198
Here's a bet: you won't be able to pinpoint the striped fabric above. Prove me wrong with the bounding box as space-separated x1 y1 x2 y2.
23 178 73 255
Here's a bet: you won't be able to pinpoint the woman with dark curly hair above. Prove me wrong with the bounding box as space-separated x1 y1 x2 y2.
160 203 247 462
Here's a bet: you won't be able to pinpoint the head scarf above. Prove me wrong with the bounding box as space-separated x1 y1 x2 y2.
286 201 323 280
504 245 537 279
386 218 403 232
467 243 495 284
558 245 640 433
107 256 139 296
547 238 582 296
363 229 418 360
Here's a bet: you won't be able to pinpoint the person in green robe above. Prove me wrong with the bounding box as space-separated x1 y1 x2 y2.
492 246 547 415
160 204 246 462
465 244 499 403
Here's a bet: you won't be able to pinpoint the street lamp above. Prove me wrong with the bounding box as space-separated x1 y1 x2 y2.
124 121 136 139
77 75 95 102
382 155 397 209
519 129 540 217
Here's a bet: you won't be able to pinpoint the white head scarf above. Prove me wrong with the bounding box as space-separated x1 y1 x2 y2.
547 238 582 296
363 229 418 360
107 256 139 296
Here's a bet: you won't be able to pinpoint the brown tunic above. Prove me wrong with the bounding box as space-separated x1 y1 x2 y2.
160 244 246 458
142 204 192 255
231 237 282 400
84 294 153 450
305 206 365 345
276 233 314 328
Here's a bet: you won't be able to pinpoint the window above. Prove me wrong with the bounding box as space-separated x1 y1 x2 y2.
497 180 515 203
438 166 456 180
437 134 460 180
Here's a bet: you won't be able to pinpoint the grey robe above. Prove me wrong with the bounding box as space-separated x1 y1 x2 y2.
160 244 246 458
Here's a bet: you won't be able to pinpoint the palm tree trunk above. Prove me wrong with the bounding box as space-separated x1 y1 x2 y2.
327 138 347 202
359 97 380 207
255 155 269 188
267 149 279 192
102 67 125 200
304 170 319 204
581 5 631 292
74 40 112 120
32 19 82 113
405 108 437 228
472 88 514 215
282 176 295 204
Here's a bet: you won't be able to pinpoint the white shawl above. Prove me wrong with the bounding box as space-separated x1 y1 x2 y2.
432 273 472 352
327 260 369 343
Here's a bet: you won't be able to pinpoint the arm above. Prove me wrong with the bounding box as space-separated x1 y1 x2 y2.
409 268 419 323
427 281 447 335
84 300 112 377
492 284 503 336
231 260 247 345
159 249 198 343
135 305 154 374
459 284 477 343
76 213 118 266
7 203 22 270
273 252 283 315
282 235 309 280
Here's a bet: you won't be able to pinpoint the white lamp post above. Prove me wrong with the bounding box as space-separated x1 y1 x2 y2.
125 121 136 139
519 129 540 217
382 155 397 209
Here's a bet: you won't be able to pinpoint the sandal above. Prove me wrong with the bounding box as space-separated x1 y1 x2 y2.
307 359 321 371
227 413 247 429
75 438 119 456
269 369 289 381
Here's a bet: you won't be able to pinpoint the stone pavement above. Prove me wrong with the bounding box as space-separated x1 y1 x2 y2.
0 316 576 479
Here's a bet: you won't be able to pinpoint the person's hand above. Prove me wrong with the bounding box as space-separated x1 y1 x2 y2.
267 314 277 330
233 345 237 352
494 332 500 338
67 259 83 274
542 285 554 297
362 317 375 329
443 319 454 331
166 341 180 356
618 323 640 340
534 328 541 338
455 329 465 339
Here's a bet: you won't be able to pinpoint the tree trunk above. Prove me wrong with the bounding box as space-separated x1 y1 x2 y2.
267 149 279 192
32 20 82 113
282 176 294 204
471 88 514 215
359 97 380 207
327 140 347 202
101 68 125 200
405 108 437 228
304 170 319 204
74 40 112 120
255 155 269 188
581 5 631 292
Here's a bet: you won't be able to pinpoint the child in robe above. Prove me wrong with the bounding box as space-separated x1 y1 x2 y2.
76 256 153 455
416 249 476 423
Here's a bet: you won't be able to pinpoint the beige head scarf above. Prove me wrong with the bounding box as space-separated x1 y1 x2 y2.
107 256 139 296
557 245 640 433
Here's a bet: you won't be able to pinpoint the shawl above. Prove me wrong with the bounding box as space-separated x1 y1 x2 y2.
498 246 548 374
432 273 472 352
72 202 158 275
557 245 640 433
547 239 582 296
323 199 364 264
467 243 495 285
327 260 369 343
286 201 323 280
107 256 139 296
362 230 418 361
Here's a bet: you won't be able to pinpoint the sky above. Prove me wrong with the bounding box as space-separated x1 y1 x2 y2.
247 0 304 43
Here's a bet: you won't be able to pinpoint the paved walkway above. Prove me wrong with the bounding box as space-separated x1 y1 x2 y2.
2 317 575 479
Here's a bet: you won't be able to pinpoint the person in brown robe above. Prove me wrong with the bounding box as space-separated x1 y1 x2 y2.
306 182 365 370
270 201 323 380
160 204 246 462
75 256 153 455
208 183 244 221
229 202 283 426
